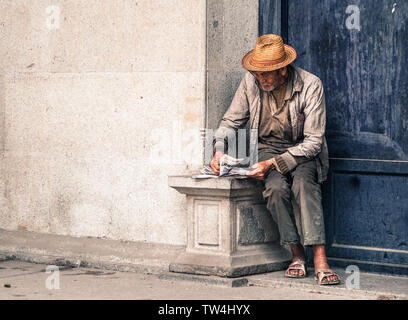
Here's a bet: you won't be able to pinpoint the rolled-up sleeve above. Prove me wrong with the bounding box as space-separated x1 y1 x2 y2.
273 79 326 173
213 75 251 152
286 79 326 158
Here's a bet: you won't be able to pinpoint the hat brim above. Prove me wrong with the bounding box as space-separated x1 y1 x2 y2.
242 44 297 72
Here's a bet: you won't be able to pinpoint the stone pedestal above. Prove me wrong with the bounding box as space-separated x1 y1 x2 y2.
168 175 291 278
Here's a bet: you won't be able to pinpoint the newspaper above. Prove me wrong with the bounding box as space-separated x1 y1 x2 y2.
192 154 252 179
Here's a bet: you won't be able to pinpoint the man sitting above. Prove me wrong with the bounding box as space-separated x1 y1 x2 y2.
211 34 340 285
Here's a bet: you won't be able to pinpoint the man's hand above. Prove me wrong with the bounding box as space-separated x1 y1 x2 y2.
246 158 277 180
210 151 224 175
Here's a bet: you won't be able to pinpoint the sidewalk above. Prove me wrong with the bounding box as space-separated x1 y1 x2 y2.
0 229 407 300
1 260 406 300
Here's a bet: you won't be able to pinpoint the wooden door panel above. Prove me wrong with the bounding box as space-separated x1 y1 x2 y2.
287 0 408 160
260 0 408 274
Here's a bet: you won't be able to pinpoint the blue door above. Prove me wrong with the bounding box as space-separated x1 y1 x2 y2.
260 0 408 274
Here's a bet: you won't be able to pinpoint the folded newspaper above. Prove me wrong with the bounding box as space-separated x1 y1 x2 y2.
192 154 252 179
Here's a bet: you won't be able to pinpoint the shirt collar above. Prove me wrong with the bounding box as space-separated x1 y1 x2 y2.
284 65 303 101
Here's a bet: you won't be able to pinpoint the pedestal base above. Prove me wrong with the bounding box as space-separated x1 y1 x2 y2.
168 175 291 278
169 243 291 278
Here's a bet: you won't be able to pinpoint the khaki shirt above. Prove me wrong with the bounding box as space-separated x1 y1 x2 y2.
213 65 329 183
258 73 292 145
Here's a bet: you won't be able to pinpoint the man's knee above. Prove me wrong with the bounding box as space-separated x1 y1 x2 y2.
291 162 319 195
265 180 291 201
292 175 320 200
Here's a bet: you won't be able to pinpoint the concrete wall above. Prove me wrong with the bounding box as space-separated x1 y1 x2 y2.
0 0 258 245
206 0 259 130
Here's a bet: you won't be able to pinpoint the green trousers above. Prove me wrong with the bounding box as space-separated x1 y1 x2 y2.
259 151 326 247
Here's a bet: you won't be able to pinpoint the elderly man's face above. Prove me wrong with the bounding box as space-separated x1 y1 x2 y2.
252 67 287 91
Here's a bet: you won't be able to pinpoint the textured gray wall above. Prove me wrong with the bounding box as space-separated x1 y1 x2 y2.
0 0 207 244
0 0 259 245
206 0 259 131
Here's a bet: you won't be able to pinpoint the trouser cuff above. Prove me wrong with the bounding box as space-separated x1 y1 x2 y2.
302 239 326 246
280 239 301 246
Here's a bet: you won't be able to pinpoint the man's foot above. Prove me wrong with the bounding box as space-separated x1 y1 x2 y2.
313 245 340 285
285 259 307 278
285 243 306 277
314 269 340 285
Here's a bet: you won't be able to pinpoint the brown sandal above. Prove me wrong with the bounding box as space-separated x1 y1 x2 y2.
284 260 307 278
314 269 341 285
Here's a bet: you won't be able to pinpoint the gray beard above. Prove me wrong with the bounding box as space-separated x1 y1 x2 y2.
249 71 277 92
261 85 276 92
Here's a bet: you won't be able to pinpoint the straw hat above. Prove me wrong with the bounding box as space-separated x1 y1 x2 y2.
242 34 297 71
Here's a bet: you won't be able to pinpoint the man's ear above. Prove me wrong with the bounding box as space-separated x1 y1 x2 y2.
279 67 288 77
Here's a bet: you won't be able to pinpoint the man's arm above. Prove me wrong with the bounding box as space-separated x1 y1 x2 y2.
273 79 326 174
213 75 251 153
